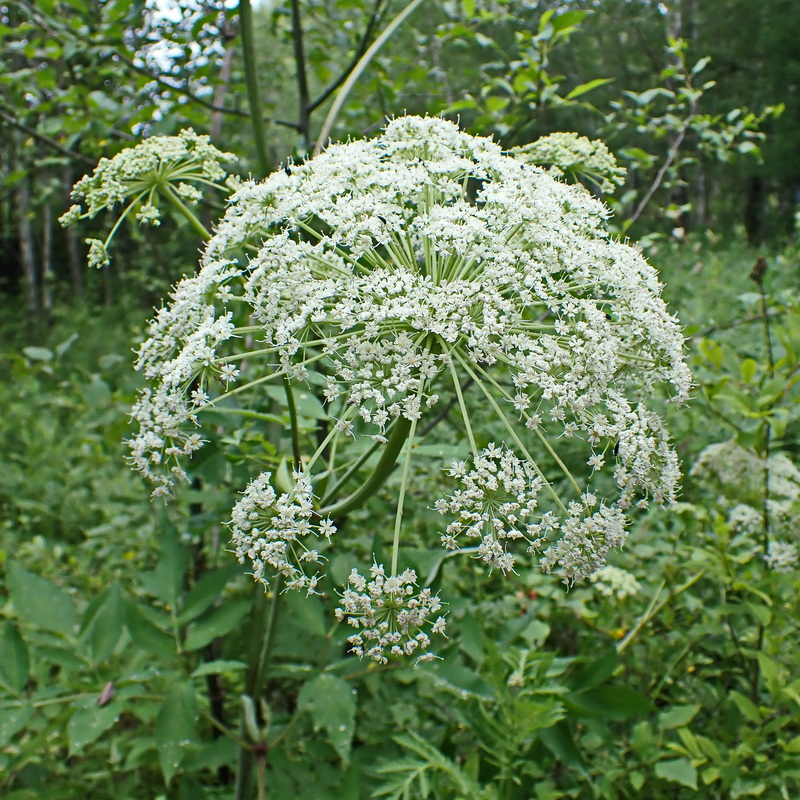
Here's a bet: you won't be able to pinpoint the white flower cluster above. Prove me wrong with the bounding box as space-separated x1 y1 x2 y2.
513 132 627 194
229 472 337 594
335 563 446 664
62 129 234 221
692 440 800 573
765 541 799 573
436 444 543 574
128 116 689 639
589 565 641 599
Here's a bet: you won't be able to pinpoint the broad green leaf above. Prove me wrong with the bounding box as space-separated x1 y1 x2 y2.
655 757 698 789
67 700 122 754
177 564 240 625
139 518 189 607
124 600 176 658
658 704 700 729
6 560 75 636
183 600 251 651
569 648 618 692
298 674 357 765
0 623 29 693
79 582 123 664
576 685 655 720
0 704 33 746
155 683 198 784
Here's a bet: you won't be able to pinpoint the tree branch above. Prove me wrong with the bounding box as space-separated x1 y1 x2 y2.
307 0 386 114
0 107 96 166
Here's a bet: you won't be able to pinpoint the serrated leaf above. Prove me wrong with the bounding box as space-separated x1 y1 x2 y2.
6 560 75 636
79 582 123 664
298 674 356 765
67 700 122 754
655 757 698 789
0 623 29 693
155 683 198 784
183 600 251 651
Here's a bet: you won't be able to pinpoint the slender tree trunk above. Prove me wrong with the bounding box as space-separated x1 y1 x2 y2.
63 165 84 298
41 202 53 325
16 176 40 328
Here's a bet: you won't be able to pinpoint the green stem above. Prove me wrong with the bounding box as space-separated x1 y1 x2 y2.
313 0 425 154
239 0 271 176
235 576 283 800
320 414 413 518
161 183 212 240
283 377 302 470
391 414 419 575
449 358 477 456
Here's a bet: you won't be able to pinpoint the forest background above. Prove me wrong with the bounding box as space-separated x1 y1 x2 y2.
1 0 800 798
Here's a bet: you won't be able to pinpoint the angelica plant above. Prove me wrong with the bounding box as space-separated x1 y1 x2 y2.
113 116 692 664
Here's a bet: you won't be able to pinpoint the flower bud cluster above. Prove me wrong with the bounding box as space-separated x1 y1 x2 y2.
335 563 446 664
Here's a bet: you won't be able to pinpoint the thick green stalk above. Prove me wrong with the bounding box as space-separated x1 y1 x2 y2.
235 577 283 800
319 415 412 518
239 0 271 176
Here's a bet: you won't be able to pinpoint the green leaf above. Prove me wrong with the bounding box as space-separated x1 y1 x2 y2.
191 659 247 678
575 685 655 720
21 346 53 361
429 661 495 702
658 704 700 729
540 720 587 774
740 358 758 383
124 600 176 658
565 78 612 101
730 690 761 723
0 704 33 746
155 683 198 784
655 757 698 789
569 647 618 692
298 674 357 765
183 600 251 651
139 518 189 607
67 701 122 754
757 652 782 696
78 582 123 664
177 564 240 625
5 560 75 636
0 623 29 693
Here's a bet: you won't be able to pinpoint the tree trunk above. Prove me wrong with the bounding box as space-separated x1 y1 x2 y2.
16 176 40 327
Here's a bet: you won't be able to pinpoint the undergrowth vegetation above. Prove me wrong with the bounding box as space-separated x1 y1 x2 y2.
2 235 799 799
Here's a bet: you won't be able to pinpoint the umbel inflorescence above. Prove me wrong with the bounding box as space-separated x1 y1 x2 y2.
128 116 690 662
